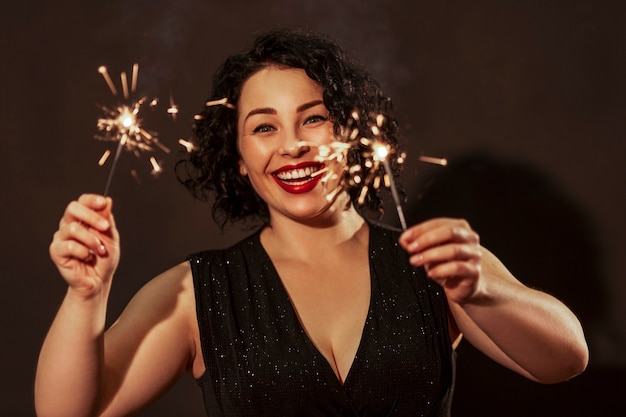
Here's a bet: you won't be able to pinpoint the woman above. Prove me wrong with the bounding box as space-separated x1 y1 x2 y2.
35 29 588 417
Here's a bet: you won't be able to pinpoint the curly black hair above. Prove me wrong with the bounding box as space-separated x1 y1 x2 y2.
176 28 400 228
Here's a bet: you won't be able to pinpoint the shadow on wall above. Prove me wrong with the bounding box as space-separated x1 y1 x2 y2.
405 152 623 417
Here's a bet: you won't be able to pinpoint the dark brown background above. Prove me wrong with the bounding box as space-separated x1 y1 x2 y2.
1 1 624 415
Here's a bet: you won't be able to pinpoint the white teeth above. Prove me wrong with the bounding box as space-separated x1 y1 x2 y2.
275 166 320 181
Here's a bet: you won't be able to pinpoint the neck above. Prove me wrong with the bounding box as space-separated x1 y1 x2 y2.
262 201 367 262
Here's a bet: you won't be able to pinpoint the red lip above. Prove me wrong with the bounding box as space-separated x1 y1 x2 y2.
272 162 325 194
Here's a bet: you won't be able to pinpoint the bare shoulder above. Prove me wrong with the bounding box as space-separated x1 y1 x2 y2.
146 260 195 300
111 260 196 337
146 260 193 288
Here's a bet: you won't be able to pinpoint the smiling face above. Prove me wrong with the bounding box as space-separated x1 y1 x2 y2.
237 66 345 223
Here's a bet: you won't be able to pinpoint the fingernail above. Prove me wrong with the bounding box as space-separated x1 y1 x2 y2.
410 255 424 267
97 239 106 254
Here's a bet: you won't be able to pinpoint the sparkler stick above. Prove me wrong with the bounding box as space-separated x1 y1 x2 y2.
103 138 125 197
382 159 407 229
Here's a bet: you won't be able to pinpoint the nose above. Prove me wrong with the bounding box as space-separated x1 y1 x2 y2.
279 130 310 158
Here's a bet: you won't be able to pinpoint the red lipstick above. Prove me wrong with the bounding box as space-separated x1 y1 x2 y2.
272 162 325 194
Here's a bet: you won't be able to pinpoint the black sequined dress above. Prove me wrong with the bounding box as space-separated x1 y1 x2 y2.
190 222 455 417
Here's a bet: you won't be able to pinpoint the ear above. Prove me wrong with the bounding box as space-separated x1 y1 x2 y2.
239 159 248 176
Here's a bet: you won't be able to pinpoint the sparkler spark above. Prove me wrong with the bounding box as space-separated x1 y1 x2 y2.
178 138 196 153
311 112 447 230
167 91 179 120
309 112 409 228
418 155 448 166
205 97 236 109
175 96 238 154
95 63 171 196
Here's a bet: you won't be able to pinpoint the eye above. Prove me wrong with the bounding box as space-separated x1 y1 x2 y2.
303 114 328 125
252 123 276 133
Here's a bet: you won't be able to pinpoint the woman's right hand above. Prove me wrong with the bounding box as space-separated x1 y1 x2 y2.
49 194 120 298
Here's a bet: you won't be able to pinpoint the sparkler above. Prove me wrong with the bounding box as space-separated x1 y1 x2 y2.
95 64 170 196
314 111 447 230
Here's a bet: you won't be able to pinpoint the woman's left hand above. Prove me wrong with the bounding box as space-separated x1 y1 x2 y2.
399 218 483 304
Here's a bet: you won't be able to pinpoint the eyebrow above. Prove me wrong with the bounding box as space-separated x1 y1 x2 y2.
297 99 324 112
243 99 325 122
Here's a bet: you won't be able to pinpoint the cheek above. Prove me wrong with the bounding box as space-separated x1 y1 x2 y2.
238 138 272 176
300 124 334 144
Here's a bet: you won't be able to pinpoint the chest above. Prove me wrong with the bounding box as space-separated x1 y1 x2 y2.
273 258 371 383
191 229 455 416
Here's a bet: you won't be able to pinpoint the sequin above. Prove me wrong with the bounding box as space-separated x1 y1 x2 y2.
189 221 455 416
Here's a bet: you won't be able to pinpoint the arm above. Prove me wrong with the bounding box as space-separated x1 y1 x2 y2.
35 194 199 417
399 218 589 383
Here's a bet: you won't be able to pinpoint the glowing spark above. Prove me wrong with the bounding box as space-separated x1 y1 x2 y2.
372 142 390 161
95 63 172 195
149 156 162 174
373 175 381 189
205 97 236 109
98 66 117 96
310 112 409 228
131 63 138 93
308 111 447 230
358 186 368 203
98 149 111 166
310 166 330 178
131 169 141 183
178 138 196 153
167 92 179 120
418 155 448 166
311 110 447 229
121 71 129 99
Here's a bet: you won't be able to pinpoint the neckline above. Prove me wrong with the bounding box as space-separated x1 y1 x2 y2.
252 223 376 387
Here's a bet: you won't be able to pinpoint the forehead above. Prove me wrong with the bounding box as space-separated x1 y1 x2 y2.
238 66 323 111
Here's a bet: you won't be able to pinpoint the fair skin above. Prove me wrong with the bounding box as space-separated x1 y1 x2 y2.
35 66 588 417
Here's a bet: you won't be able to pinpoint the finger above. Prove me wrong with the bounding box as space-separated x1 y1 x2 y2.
425 260 481 281
61 200 110 233
401 219 478 253
57 221 107 256
400 217 456 240
77 193 109 210
50 230 94 264
409 243 482 267
399 218 458 248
